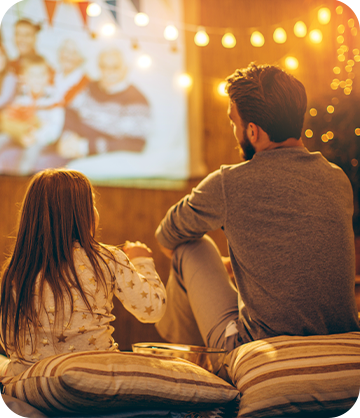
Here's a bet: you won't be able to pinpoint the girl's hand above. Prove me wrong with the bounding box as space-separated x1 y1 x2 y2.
122 241 153 259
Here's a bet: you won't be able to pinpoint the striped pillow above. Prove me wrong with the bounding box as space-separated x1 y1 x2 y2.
1 350 239 416
225 332 360 417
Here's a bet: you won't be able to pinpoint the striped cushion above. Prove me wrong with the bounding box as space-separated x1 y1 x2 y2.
1 350 239 416
225 332 360 417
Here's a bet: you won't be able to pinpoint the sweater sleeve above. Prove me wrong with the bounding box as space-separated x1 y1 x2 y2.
111 248 166 323
155 168 226 249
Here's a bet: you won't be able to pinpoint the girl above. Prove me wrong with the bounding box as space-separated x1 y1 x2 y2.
0 169 166 377
0 43 17 109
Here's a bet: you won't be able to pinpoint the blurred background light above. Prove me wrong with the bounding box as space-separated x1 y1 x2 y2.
317 7 331 25
250 31 265 47
87 3 101 17
273 27 287 43
294 21 307 37
134 13 149 27
309 29 323 43
164 25 179 41
194 28 209 46
222 32 236 48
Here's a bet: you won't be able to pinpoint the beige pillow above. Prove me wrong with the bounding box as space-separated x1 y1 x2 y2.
1 350 239 416
225 332 360 417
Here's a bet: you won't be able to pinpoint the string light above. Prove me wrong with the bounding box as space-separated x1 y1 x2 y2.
86 3 101 17
337 35 344 44
348 19 355 28
351 159 358 167
134 13 149 27
177 73 192 88
284 56 298 70
333 67 341 74
337 24 345 34
327 105 334 114
294 21 307 37
305 129 313 138
217 81 227 97
309 29 323 44
336 5 343 14
338 54 345 62
164 25 178 41
194 28 209 46
327 131 334 140
250 31 265 47
321 134 329 142
222 32 236 48
317 8 331 25
351 28 358 36
355 128 360 136
310 108 317 116
101 23 116 36
273 27 287 44
137 54 152 68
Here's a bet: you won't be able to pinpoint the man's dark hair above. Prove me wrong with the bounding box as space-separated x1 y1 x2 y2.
226 63 307 143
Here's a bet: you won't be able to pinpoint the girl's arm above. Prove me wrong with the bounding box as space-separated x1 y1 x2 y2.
111 244 166 323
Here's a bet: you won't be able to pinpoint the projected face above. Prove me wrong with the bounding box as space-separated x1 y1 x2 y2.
23 63 50 95
14 22 37 56
58 40 83 76
98 50 127 92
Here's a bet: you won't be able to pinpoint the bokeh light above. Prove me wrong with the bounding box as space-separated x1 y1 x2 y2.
355 128 360 136
284 57 298 70
222 33 236 48
333 67 341 74
337 24 345 34
327 105 334 114
327 131 334 140
318 8 331 25
309 108 317 116
87 3 102 17
336 6 343 14
101 23 116 36
164 25 179 41
217 81 227 97
309 29 323 44
337 35 344 44
294 21 307 37
134 13 149 27
348 19 355 28
250 31 265 47
194 29 209 46
137 54 152 68
273 27 287 44
305 129 313 138
178 73 192 88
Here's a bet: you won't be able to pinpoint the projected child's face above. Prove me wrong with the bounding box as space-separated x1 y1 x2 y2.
58 41 83 75
23 63 50 94
15 23 37 56
98 51 126 90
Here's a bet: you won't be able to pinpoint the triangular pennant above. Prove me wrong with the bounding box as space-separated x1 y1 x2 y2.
44 0 58 26
77 1 90 28
106 0 118 23
130 0 140 13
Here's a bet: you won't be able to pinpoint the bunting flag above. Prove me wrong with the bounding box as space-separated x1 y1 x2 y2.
77 1 90 28
130 0 140 13
44 0 58 26
106 0 118 23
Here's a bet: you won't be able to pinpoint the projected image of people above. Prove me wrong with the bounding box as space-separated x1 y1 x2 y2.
57 48 150 160
0 55 64 175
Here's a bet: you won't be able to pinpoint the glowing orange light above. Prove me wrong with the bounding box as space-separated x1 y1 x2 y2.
217 81 227 97
305 129 313 138
309 29 323 43
333 67 341 74
284 57 298 70
355 128 360 136
337 35 344 44
326 131 334 140
336 6 343 14
250 31 265 47
327 105 334 114
351 159 358 167
273 27 287 43
337 24 345 34
321 134 329 142
294 21 307 37
310 108 317 116
348 19 355 28
318 8 331 25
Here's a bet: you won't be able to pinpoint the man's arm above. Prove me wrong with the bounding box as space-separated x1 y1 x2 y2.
155 168 226 252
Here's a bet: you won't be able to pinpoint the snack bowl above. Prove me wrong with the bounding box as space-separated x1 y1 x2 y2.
132 342 227 374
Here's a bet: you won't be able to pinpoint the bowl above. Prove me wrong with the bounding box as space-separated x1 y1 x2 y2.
132 342 227 374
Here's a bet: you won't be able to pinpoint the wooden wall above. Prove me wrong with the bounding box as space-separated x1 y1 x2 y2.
0 0 358 350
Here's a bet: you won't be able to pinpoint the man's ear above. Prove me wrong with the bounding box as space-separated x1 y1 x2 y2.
247 122 259 144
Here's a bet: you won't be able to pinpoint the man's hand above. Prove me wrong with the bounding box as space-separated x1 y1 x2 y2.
158 242 174 259
122 241 153 260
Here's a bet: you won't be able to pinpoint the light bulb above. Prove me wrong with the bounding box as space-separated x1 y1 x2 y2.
194 29 209 46
273 27 287 44
294 21 307 37
318 8 331 25
137 54 152 68
101 23 116 36
285 56 298 70
222 32 236 48
217 81 227 97
309 29 323 44
134 13 149 27
178 73 192 88
164 25 179 41
87 3 101 17
250 31 265 47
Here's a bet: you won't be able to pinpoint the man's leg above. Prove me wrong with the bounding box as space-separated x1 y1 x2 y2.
156 236 239 349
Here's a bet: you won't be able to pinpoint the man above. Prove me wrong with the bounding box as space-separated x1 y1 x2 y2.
155 63 360 353
58 48 150 159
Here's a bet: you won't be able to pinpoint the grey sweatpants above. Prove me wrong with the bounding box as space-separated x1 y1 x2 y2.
155 235 243 351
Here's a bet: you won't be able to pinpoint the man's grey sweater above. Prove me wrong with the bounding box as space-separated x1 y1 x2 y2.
156 147 360 342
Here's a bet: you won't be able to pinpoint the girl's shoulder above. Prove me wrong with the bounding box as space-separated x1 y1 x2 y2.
98 243 129 264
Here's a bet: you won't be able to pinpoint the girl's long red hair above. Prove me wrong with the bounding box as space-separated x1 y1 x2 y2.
0 169 114 359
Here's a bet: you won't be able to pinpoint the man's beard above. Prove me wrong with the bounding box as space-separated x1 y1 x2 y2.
237 128 255 161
